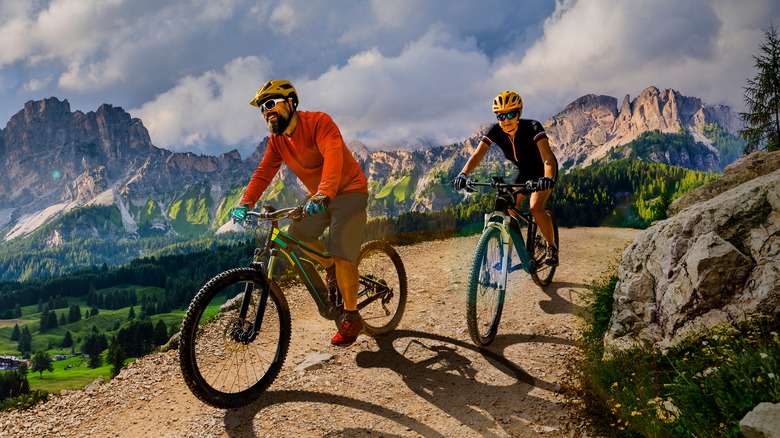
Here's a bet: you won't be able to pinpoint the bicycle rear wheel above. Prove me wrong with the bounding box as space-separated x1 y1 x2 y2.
529 209 559 287
179 268 291 409
466 226 506 347
356 240 407 335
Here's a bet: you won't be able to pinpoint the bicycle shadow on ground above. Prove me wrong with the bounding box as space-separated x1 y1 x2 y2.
223 388 446 438
534 280 589 316
352 329 571 437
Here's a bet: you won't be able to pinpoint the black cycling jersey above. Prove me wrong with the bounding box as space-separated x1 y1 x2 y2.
483 119 555 182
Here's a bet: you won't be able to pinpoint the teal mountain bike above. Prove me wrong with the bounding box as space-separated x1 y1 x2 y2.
179 205 407 408
464 177 559 347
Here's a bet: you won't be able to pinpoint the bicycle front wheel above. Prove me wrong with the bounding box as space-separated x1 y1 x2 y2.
530 209 559 287
179 268 291 409
466 226 506 347
356 240 407 335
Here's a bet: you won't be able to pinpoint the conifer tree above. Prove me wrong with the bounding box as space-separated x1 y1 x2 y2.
10 324 20 341
18 326 32 354
62 330 73 348
740 23 780 154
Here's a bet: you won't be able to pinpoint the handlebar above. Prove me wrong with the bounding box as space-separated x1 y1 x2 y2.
465 177 540 194
247 205 305 222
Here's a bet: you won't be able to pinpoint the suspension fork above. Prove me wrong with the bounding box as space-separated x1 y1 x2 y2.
249 248 282 334
484 213 512 292
233 250 275 343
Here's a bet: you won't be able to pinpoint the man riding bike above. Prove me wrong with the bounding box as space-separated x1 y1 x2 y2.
232 79 369 346
454 91 559 266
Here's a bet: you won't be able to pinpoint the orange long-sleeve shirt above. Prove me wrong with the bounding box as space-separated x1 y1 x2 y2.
240 111 368 209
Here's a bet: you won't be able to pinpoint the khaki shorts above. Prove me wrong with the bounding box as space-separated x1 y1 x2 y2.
288 192 368 264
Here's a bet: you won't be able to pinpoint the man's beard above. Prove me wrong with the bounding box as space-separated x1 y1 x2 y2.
267 111 292 135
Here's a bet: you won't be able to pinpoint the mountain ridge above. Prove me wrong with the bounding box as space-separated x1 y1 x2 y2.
0 87 743 248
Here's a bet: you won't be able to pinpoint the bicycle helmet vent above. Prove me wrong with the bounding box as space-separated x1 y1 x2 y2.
492 91 522 115
250 79 299 109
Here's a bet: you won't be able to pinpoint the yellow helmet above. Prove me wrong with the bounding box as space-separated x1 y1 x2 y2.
250 79 299 109
492 91 522 115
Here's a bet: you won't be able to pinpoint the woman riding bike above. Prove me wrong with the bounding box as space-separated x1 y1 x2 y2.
454 91 559 266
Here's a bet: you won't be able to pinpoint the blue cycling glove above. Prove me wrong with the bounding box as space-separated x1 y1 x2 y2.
231 204 249 223
304 193 330 216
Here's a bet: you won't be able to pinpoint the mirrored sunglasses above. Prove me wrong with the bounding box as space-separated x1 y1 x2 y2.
496 111 519 121
260 98 286 112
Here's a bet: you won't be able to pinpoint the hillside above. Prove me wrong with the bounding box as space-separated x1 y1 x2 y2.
0 227 639 437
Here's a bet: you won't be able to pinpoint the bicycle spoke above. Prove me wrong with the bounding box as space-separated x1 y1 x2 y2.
467 227 505 347
180 269 291 408
356 241 407 335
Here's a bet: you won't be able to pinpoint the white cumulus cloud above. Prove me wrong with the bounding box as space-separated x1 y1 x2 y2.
131 56 269 156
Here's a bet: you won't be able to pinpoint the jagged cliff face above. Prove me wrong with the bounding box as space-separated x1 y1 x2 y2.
545 86 743 170
0 98 259 241
0 88 743 245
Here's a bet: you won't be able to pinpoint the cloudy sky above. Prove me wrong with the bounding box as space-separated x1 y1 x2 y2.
1 0 778 157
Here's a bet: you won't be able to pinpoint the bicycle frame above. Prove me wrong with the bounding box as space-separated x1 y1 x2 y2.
243 208 393 324
468 177 540 284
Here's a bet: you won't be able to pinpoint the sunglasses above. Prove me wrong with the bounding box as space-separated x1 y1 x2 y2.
259 98 286 112
496 111 519 121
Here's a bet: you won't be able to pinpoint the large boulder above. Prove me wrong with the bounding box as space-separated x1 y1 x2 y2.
604 151 780 352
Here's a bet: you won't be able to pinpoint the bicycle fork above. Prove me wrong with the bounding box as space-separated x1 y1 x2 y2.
231 260 271 344
483 214 514 293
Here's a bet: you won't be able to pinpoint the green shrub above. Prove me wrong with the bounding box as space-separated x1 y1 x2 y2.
577 270 780 437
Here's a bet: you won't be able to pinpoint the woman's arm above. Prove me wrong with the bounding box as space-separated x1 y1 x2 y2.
460 140 491 176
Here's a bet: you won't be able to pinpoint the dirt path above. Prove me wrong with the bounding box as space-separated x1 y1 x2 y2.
0 227 639 438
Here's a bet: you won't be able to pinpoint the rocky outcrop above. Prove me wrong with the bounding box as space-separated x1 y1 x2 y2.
545 86 742 171
668 150 780 216
604 151 780 352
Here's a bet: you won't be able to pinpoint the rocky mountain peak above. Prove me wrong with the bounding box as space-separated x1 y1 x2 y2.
545 86 742 170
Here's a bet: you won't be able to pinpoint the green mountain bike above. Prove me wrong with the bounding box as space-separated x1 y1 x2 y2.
179 205 407 408
464 177 559 347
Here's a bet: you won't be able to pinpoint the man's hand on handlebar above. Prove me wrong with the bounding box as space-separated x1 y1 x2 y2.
304 193 330 216
230 204 249 223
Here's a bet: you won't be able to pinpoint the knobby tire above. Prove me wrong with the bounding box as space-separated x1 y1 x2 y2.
179 268 291 409
356 240 407 335
466 227 505 347
530 209 559 287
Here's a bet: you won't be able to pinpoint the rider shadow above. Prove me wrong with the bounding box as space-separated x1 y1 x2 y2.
352 329 570 437
535 281 589 316
222 388 447 438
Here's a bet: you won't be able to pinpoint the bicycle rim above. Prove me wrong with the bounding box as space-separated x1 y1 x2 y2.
179 268 291 409
466 227 505 347
530 209 558 287
357 240 407 335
